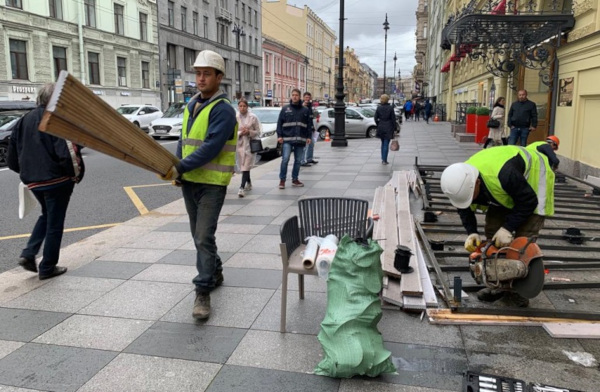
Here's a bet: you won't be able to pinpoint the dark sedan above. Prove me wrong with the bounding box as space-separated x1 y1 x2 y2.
0 101 36 166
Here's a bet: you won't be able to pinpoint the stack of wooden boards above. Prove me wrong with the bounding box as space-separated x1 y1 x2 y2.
39 71 178 176
372 170 438 311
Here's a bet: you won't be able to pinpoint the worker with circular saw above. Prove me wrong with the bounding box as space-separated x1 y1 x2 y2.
440 144 556 307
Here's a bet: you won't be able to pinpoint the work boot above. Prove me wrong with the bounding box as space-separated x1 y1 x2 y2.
18 257 37 273
476 287 504 302
215 271 224 287
504 292 529 308
292 179 304 187
238 188 245 198
279 180 285 189
193 292 211 320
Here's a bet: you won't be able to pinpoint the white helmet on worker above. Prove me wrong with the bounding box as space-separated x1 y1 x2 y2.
193 50 226 75
440 163 480 209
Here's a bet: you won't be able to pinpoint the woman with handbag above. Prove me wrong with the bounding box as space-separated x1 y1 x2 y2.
374 94 397 165
485 97 505 148
236 100 261 197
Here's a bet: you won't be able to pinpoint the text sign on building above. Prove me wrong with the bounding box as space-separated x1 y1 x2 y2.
12 85 36 94
175 78 183 94
267 89 273 98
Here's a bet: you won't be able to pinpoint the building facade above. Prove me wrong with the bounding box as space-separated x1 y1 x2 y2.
360 63 378 101
262 34 305 106
413 0 427 98
1 0 161 108
157 0 263 108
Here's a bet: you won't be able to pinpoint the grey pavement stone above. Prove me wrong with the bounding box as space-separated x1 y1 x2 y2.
246 198 297 207
379 342 467 391
5 277 123 314
97 247 173 263
154 222 191 232
259 224 281 235
545 287 600 313
344 189 379 199
251 290 326 334
33 315 153 351
224 252 282 270
126 231 191 250
466 351 600 391
178 233 255 252
78 353 221 392
237 234 282 254
125 322 245 363
227 330 323 373
218 215 274 225
0 385 39 391
161 287 274 328
219 267 281 289
0 343 117 392
0 308 70 342
233 204 289 217
206 364 340 392
0 341 24 360
78 280 191 320
339 379 454 392
286 275 328 292
218 203 244 215
303 188 347 197
378 312 463 349
131 264 197 284
254 194 300 201
68 261 151 279
0 269 47 306
217 223 266 235
312 181 352 189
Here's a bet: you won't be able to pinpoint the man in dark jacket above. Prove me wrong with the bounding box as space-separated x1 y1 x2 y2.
300 91 317 167
507 90 537 146
8 83 84 280
276 88 311 189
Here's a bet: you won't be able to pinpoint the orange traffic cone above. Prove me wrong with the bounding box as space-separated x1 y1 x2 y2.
434 114 440 122
324 130 331 142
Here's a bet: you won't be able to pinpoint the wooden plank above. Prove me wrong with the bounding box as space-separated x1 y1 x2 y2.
415 239 438 307
382 277 403 307
382 185 400 278
427 309 600 325
402 295 426 310
543 323 600 339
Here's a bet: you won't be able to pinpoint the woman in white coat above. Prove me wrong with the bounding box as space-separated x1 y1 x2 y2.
236 100 261 197
487 97 506 147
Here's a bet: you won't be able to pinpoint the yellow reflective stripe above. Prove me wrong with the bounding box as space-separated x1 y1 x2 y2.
517 146 532 178
203 162 234 173
182 138 236 152
532 151 548 216
282 122 307 128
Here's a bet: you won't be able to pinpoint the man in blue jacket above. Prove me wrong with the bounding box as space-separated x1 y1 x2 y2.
276 88 311 189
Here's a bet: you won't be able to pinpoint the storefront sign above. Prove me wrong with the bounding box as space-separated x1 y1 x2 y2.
93 90 104 95
558 77 574 107
12 85 36 94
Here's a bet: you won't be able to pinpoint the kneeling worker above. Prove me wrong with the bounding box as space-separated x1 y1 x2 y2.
440 145 555 307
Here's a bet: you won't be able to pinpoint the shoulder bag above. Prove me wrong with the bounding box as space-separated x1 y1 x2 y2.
486 118 500 128
390 138 399 151
250 138 263 153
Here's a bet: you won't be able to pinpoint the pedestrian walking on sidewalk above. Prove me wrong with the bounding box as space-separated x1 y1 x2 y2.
424 99 433 124
236 100 260 197
300 92 318 167
485 97 506 148
507 89 537 146
276 88 312 189
8 83 85 280
374 94 397 165
157 50 238 320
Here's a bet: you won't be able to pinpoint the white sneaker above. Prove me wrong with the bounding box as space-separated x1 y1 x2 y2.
238 188 245 198
245 183 252 191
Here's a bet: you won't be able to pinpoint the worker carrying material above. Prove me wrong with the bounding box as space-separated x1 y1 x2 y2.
440 145 555 307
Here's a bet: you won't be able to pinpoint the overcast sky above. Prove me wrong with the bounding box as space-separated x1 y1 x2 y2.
288 0 418 78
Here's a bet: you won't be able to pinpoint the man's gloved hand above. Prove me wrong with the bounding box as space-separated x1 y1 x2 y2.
157 166 179 181
464 233 482 252
492 227 513 248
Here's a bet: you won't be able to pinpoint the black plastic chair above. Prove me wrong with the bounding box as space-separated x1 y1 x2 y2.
278 197 373 332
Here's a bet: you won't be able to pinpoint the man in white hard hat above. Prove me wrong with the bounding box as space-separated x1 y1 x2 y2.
157 50 237 320
440 145 555 307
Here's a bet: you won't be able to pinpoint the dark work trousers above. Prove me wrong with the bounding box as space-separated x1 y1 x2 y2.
21 181 75 275
484 204 545 239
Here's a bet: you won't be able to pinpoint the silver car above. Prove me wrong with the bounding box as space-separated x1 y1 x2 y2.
314 107 378 140
250 107 282 158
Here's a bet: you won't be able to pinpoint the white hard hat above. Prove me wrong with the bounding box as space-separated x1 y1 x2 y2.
440 163 479 209
193 50 226 75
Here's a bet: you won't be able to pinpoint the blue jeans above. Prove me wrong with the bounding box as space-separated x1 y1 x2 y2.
380 138 390 163
302 140 314 164
182 182 227 293
22 181 74 275
279 142 305 181
508 127 530 146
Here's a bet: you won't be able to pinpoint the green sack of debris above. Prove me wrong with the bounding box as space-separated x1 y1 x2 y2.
315 235 397 378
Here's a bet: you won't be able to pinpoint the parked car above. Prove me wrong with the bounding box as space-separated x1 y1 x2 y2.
314 107 378 140
148 102 185 140
0 101 36 167
116 104 163 131
250 107 282 158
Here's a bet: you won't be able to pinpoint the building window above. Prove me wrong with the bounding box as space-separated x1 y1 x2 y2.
141 61 150 89
167 44 177 69
245 64 250 81
242 3 245 22
184 48 195 72
192 12 198 35
88 52 100 85
217 22 227 45
181 6 187 31
139 13 147 41
9 39 28 80
84 0 96 27
254 66 258 83
49 0 63 19
248 7 252 25
248 35 252 54
203 16 208 38
5 0 22 9
254 10 257 27
167 1 174 27
52 46 67 80
117 57 127 86
235 0 238 18
114 3 124 35
254 38 258 55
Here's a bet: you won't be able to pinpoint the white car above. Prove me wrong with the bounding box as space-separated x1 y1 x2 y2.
250 107 281 158
116 104 163 130
148 103 185 140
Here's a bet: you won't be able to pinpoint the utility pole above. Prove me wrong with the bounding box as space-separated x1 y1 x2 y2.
232 24 245 101
382 14 389 95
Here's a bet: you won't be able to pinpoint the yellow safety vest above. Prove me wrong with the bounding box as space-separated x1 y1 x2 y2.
181 98 237 185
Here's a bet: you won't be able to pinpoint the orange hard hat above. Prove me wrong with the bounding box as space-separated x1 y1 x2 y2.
546 135 560 148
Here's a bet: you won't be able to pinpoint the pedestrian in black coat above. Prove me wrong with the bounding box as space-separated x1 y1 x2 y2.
375 94 397 165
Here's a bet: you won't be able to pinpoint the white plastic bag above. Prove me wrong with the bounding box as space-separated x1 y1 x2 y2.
18 182 37 219
316 234 339 279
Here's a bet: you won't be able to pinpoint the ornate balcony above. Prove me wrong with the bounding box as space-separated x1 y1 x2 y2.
216 7 233 22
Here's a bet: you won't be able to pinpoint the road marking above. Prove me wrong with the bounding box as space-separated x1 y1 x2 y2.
0 223 118 241
123 183 172 215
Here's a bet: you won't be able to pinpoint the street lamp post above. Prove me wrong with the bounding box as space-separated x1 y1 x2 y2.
328 67 332 106
332 0 347 147
398 69 402 101
392 52 397 106
232 24 246 101
382 14 389 95
304 57 309 92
